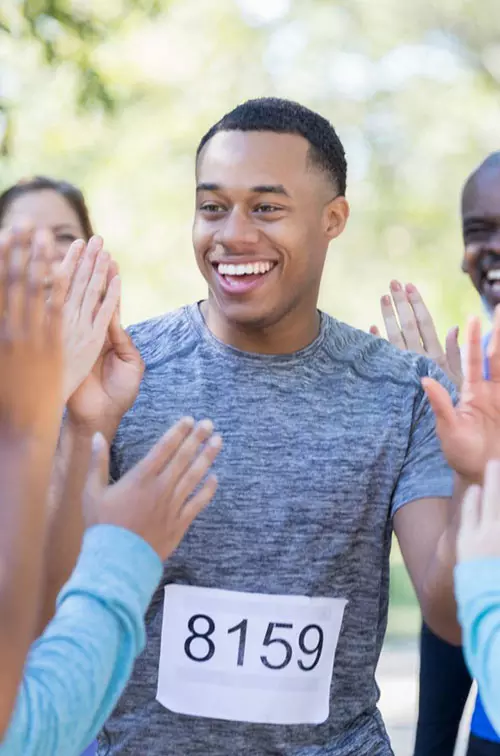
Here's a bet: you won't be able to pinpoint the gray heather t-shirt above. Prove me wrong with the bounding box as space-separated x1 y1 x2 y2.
99 304 454 756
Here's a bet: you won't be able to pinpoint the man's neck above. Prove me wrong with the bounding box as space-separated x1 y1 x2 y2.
200 300 322 355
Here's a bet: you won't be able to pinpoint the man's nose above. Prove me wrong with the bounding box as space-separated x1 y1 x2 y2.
218 208 259 249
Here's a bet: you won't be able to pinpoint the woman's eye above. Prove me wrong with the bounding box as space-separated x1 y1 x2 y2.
56 234 78 244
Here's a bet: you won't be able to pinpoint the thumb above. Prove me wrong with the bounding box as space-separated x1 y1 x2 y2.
86 433 110 493
109 313 143 367
370 325 381 337
422 377 457 431
445 326 463 385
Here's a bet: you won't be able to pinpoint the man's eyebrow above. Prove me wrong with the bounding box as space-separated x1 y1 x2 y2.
250 184 291 197
196 182 291 197
196 182 221 193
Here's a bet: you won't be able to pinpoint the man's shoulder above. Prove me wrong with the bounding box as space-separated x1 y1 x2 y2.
323 315 451 390
126 305 198 368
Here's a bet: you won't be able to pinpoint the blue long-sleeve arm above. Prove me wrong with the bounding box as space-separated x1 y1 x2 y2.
455 558 500 736
0 525 161 756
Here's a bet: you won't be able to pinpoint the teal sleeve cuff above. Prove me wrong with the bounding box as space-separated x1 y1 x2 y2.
455 558 500 609
57 524 163 617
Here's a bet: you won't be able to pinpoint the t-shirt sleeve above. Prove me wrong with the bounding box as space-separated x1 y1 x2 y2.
391 358 456 517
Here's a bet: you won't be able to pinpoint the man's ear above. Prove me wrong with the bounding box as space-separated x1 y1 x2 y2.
324 196 350 241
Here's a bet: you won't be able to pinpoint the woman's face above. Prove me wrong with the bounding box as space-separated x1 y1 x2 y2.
1 189 87 261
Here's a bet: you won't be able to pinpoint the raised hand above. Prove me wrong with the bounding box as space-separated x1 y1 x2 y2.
0 225 68 726
423 310 500 483
83 418 222 561
370 280 463 389
66 304 144 440
457 460 500 563
56 235 121 401
0 226 65 440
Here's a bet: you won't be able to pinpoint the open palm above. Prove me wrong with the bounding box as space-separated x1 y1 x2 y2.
423 314 500 483
68 312 144 437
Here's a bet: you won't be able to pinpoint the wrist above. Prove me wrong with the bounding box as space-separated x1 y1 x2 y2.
64 410 119 445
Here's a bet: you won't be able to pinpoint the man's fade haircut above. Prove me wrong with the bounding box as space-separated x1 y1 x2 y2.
196 97 347 196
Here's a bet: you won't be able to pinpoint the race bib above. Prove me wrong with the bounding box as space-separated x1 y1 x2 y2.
156 585 347 725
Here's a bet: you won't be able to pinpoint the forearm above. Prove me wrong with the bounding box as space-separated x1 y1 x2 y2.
37 418 94 635
1 527 161 756
455 558 500 735
420 475 468 645
0 438 55 736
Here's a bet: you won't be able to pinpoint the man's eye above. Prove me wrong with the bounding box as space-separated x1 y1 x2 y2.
465 223 497 238
254 204 281 214
200 203 225 213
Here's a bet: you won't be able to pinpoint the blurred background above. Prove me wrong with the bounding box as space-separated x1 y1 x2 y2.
2 1 499 751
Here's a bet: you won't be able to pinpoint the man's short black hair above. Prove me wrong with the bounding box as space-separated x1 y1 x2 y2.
462 151 500 212
196 97 347 196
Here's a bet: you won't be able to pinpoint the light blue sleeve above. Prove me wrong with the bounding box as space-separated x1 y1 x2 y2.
0 525 162 756
455 558 500 736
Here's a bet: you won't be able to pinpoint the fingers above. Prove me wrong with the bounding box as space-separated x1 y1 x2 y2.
388 280 423 353
66 235 103 311
405 283 445 360
422 377 459 436
380 294 406 349
0 229 13 329
480 459 500 523
464 316 483 385
170 433 223 508
80 248 110 322
55 238 85 303
7 226 31 334
159 420 216 488
107 260 121 322
369 325 381 337
179 474 219 529
488 306 500 382
445 327 462 383
92 274 121 338
107 259 119 285
135 418 196 478
459 484 481 533
28 229 53 336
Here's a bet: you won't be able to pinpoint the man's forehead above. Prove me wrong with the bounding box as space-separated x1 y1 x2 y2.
197 130 310 179
463 168 500 217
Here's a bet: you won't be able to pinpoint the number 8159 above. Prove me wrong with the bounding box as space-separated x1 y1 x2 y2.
184 615 324 671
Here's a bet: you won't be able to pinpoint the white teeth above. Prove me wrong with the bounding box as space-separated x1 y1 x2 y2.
217 262 273 276
487 270 500 282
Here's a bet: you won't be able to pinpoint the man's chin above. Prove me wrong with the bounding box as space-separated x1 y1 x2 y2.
219 302 274 329
481 293 499 319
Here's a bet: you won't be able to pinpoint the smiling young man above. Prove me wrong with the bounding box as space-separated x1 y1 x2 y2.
83 98 500 756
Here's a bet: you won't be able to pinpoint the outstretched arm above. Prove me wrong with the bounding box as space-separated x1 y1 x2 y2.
0 228 65 736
